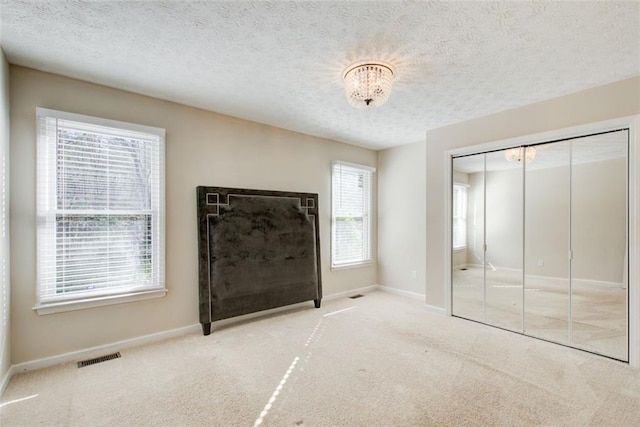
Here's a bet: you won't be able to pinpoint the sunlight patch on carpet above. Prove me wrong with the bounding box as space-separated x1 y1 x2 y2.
0 394 38 408
323 306 356 317
253 356 300 426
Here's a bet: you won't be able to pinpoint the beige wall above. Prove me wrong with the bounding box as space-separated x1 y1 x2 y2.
452 250 467 269
0 49 10 385
10 66 378 364
378 141 426 295
486 167 524 270
524 163 570 279
569 158 627 283
462 158 626 284
526 159 627 283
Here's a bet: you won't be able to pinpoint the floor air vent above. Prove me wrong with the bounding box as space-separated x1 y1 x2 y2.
77 352 121 368
349 294 365 299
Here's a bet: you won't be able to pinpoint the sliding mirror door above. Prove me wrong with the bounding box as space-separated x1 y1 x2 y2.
524 141 571 345
452 154 485 322
570 131 628 361
452 129 629 361
484 150 523 332
451 149 524 332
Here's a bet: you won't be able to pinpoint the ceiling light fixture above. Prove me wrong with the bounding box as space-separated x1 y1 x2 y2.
343 61 395 109
505 146 536 163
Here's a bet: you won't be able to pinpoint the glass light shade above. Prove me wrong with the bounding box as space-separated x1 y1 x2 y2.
505 146 536 163
343 62 395 109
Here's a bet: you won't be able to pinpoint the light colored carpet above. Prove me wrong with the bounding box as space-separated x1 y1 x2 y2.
1 290 639 426
452 266 627 361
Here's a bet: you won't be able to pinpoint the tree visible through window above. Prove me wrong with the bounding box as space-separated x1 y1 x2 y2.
36 109 165 305
331 162 374 267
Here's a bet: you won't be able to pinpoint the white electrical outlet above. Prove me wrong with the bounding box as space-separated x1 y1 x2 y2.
537 259 544 267
411 270 417 279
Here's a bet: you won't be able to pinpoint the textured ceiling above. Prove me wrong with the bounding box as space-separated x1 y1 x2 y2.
1 1 639 150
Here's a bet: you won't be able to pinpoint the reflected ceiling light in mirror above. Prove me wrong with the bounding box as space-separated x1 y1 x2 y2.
505 146 536 163
343 61 395 108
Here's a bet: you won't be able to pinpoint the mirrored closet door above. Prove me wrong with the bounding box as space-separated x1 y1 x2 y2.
451 153 485 323
484 150 523 332
451 148 524 333
523 141 571 346
452 130 629 361
569 132 628 360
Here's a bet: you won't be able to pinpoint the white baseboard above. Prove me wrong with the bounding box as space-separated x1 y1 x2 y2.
376 285 446 315
457 266 624 288
465 263 484 269
520 274 623 288
1 365 14 397
211 301 313 328
5 285 380 382
324 284 379 301
213 285 379 329
424 304 447 316
561 277 623 288
10 323 201 376
2 282 430 395
377 285 425 301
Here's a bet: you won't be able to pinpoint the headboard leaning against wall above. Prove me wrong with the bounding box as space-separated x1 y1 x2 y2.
196 186 322 335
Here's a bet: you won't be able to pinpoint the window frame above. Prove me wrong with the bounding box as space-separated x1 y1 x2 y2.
331 160 375 269
452 182 468 251
34 108 166 314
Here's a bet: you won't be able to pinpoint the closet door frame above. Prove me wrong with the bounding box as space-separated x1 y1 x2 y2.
444 115 640 367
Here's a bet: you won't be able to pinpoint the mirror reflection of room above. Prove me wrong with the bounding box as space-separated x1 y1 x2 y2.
452 129 628 361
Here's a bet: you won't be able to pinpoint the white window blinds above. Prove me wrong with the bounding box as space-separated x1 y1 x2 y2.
331 161 374 267
36 108 165 304
452 183 468 249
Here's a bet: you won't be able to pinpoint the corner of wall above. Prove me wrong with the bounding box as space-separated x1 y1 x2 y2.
377 141 427 297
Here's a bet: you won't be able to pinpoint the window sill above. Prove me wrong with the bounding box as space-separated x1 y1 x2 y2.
33 288 168 315
331 261 374 271
453 247 467 252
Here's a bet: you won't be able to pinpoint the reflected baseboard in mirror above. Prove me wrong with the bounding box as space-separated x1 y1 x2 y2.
453 265 627 361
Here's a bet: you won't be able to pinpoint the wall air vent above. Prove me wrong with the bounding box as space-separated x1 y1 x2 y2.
77 352 121 368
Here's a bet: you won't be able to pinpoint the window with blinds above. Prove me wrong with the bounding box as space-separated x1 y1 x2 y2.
331 161 374 267
36 108 165 305
452 183 468 250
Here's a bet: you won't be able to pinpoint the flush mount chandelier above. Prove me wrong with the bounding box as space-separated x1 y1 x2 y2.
343 61 395 109
505 146 537 163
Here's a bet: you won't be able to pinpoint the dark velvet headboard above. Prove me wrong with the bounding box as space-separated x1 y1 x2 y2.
197 186 322 335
